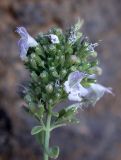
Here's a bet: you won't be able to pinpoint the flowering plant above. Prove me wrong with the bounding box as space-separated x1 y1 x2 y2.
16 19 112 160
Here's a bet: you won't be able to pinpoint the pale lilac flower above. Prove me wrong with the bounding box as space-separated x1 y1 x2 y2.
64 71 113 105
84 83 113 106
49 34 60 44
16 27 38 60
64 71 88 101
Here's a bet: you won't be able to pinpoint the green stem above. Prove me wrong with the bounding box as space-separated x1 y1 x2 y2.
44 113 51 160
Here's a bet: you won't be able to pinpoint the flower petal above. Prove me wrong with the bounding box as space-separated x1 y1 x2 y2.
90 83 113 96
68 92 82 101
64 71 88 102
16 27 28 38
64 81 70 93
16 27 38 60
18 39 28 60
64 71 113 105
27 35 38 47
85 83 113 105
68 71 86 88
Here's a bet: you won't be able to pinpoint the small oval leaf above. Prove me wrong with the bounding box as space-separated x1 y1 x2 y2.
48 146 59 159
31 126 43 135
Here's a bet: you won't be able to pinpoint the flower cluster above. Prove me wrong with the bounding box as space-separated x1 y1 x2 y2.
16 21 112 109
16 19 113 160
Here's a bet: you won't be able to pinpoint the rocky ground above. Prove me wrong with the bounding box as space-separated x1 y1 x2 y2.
0 0 121 160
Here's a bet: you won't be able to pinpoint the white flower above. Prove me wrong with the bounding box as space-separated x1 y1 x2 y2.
49 34 60 44
64 71 88 101
64 71 113 105
16 27 38 60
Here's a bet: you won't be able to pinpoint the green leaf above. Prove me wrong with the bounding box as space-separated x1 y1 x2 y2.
48 146 59 159
31 126 44 135
56 104 79 123
31 71 38 82
64 104 79 116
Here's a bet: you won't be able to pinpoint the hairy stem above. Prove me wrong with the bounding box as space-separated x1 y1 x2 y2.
43 113 51 160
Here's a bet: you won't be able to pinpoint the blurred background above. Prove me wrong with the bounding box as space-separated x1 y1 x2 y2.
0 0 121 160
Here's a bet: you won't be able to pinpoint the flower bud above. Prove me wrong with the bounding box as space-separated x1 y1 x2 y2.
49 99 53 105
51 62 55 67
70 66 77 72
50 67 58 77
58 50 62 54
78 66 83 72
56 93 61 99
34 54 45 68
48 44 56 54
65 45 73 54
35 47 40 53
46 84 53 93
50 66 55 71
38 102 44 108
35 87 41 95
31 53 36 58
94 67 103 75
60 55 65 63
90 60 99 67
70 55 77 63
70 55 78 64
24 57 29 63
61 69 67 78
40 71 48 82
82 63 90 70
52 71 59 78
25 94 32 103
90 51 97 57
31 71 38 82
30 58 37 69
35 47 44 57
50 27 63 36
55 56 60 61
